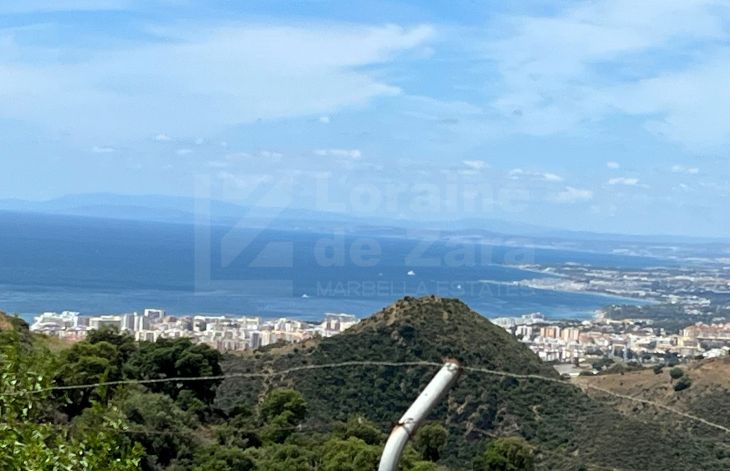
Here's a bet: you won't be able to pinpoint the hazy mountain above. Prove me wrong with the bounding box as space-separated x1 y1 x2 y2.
2 194 729 263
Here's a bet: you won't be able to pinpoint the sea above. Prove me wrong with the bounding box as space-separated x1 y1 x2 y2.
0 211 660 324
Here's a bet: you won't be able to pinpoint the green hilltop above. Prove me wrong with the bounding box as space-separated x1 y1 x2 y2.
2 298 730 470
220 296 730 470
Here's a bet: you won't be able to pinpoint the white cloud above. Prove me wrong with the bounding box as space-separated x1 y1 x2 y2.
176 148 193 155
91 145 116 153
462 160 488 170
612 54 730 152
542 172 563 182
259 150 283 159
671 164 699 174
485 0 730 150
551 186 594 203
0 23 433 141
318 116 331 124
0 1 129 14
154 133 172 142
606 161 620 169
314 148 362 159
608 177 640 186
508 168 563 182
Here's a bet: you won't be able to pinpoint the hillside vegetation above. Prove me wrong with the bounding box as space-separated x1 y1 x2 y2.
577 357 730 441
3 299 730 470
219 296 730 470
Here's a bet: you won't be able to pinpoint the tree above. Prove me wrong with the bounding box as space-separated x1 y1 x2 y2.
674 376 692 392
123 338 222 403
245 443 317 471
320 437 381 471
669 367 684 380
473 436 535 471
0 332 143 471
189 444 255 471
117 390 200 470
334 416 386 445
260 388 307 424
591 358 614 371
55 340 124 415
414 423 448 462
215 415 262 450
259 388 307 443
409 463 438 471
87 326 137 360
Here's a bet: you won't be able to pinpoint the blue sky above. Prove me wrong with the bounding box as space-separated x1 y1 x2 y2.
1 0 730 236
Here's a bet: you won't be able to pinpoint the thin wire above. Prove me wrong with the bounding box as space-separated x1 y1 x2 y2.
2 360 729 435
461 365 568 385
582 383 730 434
1 361 441 396
462 365 730 434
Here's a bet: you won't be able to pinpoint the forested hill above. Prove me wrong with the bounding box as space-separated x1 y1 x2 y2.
219 296 730 470
3 300 730 470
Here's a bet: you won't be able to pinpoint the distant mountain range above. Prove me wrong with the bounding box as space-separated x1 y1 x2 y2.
1 193 728 260
0 193 554 234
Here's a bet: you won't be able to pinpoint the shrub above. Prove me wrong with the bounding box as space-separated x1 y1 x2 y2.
674 376 692 392
474 436 534 471
669 367 684 380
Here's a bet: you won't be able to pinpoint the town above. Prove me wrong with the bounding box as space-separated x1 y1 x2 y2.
30 309 359 352
479 261 727 371
28 261 730 366
493 310 730 370
30 303 730 369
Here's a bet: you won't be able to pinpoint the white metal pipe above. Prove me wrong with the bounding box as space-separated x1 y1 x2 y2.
378 360 462 471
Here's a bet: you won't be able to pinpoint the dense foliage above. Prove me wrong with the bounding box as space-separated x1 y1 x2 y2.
473 436 534 471
3 296 730 470
0 321 143 470
219 296 730 470
0 313 439 470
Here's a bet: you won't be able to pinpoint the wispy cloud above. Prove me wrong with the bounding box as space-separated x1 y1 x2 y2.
0 0 129 14
485 0 730 151
606 161 620 169
91 145 116 153
551 186 594 204
608 177 640 186
0 23 433 141
508 168 563 182
671 164 700 174
462 160 488 170
314 149 362 159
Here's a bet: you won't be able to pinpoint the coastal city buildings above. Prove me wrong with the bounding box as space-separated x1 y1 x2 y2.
494 312 730 365
30 310 359 352
31 302 730 367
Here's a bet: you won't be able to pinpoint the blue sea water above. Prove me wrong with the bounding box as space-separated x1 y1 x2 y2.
0 211 658 323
